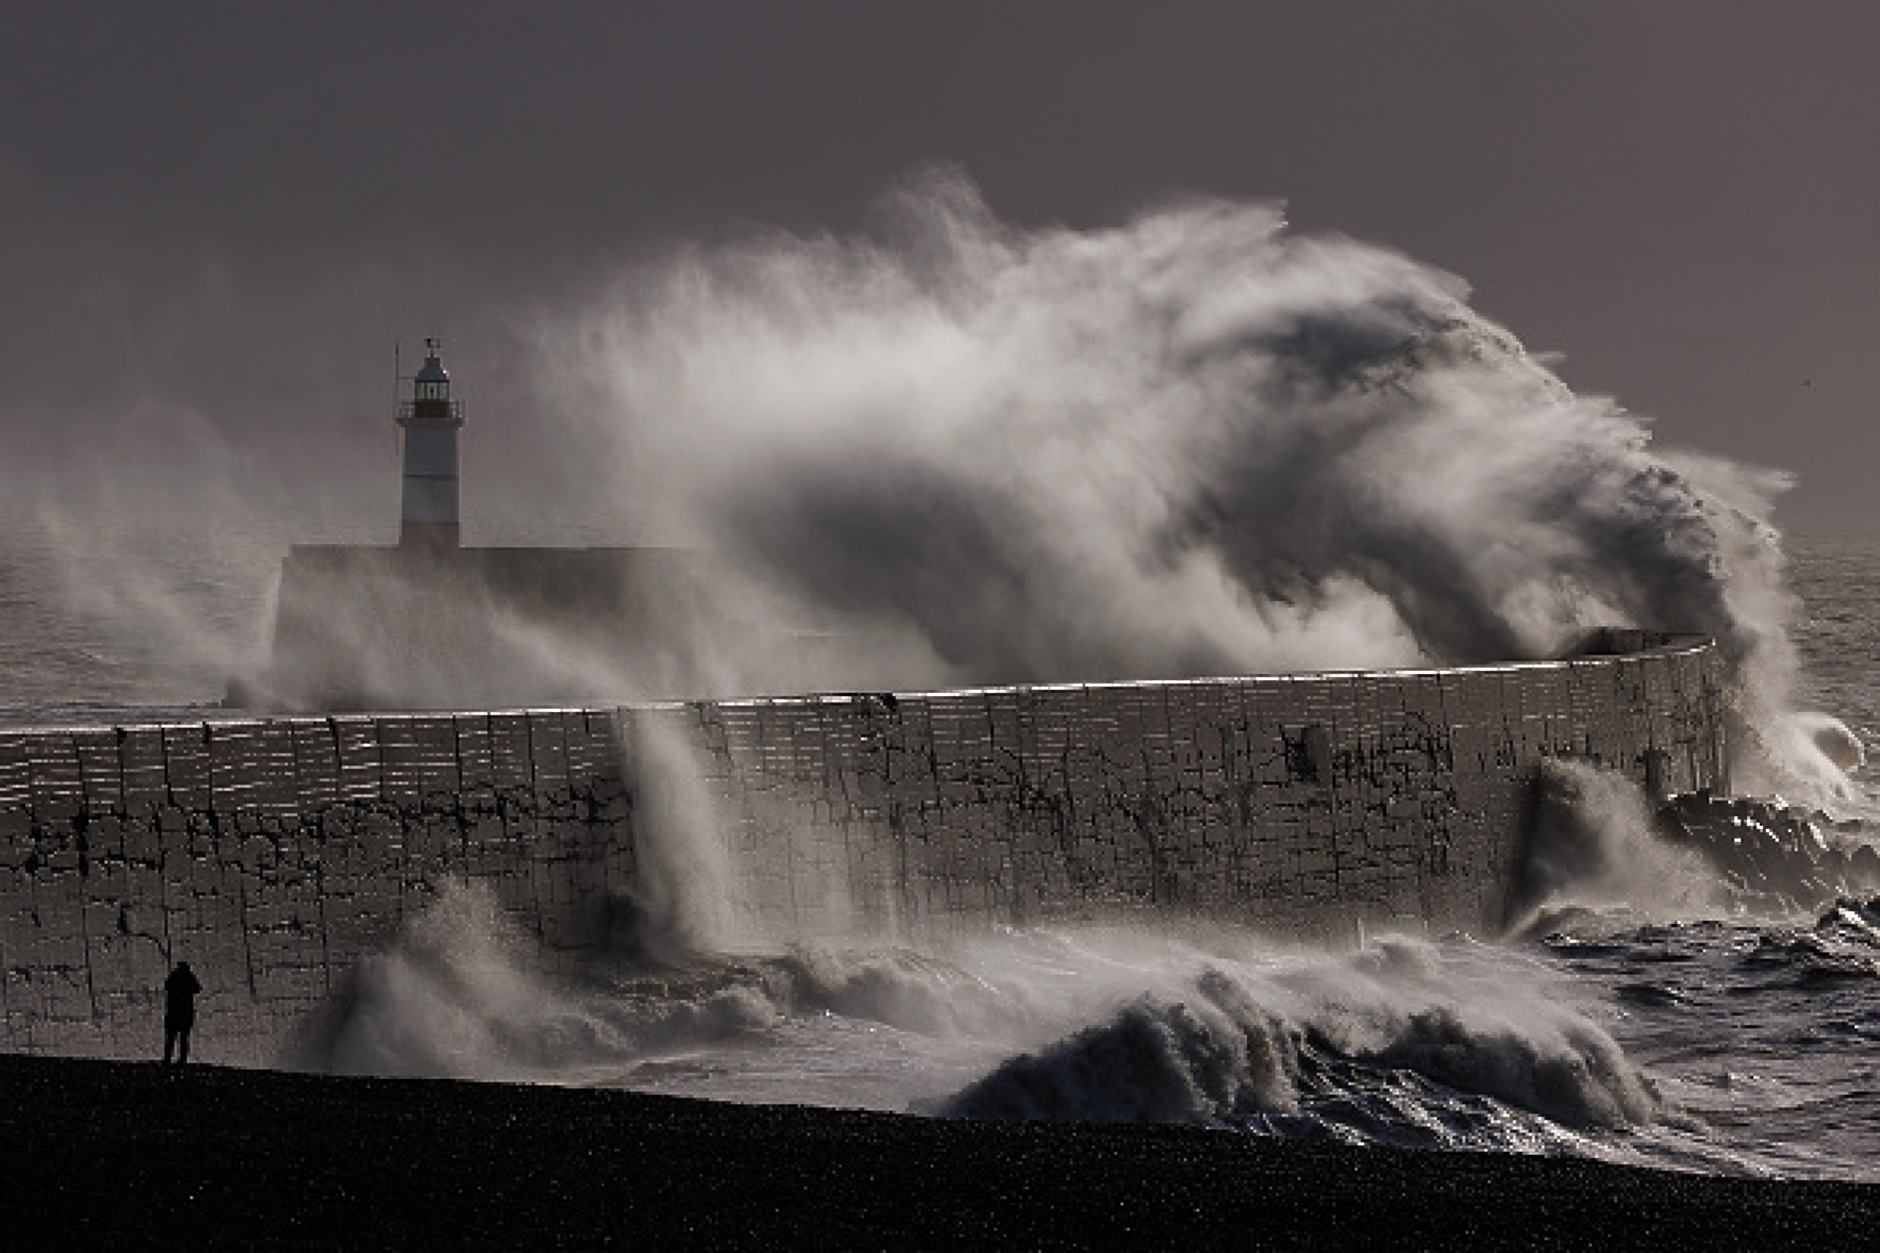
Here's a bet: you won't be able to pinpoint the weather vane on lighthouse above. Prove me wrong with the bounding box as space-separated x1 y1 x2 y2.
395 337 465 548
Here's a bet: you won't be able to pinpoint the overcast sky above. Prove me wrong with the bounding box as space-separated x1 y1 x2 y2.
4 1 1876 533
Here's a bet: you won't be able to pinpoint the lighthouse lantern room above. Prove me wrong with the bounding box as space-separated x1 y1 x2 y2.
396 338 465 548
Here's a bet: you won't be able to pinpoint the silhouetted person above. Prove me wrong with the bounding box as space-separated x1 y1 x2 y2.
163 961 201 1065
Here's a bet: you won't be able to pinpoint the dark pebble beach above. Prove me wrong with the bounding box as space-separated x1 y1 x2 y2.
5 1052 1873 1250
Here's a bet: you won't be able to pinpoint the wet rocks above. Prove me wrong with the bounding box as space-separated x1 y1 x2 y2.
1657 791 1880 915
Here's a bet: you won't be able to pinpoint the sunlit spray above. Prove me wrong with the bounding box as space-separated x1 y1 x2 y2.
534 166 1849 803
619 706 755 956
1509 759 1726 934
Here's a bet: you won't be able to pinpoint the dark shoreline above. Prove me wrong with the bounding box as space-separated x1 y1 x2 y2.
5 1053 1874 1250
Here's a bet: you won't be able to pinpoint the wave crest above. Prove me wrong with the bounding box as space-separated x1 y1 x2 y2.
936 941 1664 1146
542 167 1830 793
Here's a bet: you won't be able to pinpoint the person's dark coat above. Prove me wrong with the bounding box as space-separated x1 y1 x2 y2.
164 963 201 1030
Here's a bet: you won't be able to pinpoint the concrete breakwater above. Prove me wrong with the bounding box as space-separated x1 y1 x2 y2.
0 632 1726 1062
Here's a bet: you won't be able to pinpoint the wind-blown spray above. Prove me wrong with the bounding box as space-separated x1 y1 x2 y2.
540 167 1835 795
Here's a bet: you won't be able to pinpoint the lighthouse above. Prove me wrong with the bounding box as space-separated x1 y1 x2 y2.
396 338 465 548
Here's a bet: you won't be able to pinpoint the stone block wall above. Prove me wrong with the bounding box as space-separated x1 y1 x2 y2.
0 711 633 1063
637 639 1726 947
0 637 1726 1062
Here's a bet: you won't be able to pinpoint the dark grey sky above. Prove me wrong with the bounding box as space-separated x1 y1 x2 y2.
5 1 1876 530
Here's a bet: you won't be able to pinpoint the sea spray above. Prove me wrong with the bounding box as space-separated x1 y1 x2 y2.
617 704 921 958
1510 759 1727 931
932 934 1668 1151
296 879 1676 1163
538 166 1838 799
282 879 794 1082
1512 759 1880 932
283 880 581 1079
619 708 753 957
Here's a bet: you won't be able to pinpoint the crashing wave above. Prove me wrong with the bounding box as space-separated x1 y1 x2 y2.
932 941 1665 1155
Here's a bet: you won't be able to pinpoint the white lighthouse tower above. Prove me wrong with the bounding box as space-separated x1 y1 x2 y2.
396 338 465 548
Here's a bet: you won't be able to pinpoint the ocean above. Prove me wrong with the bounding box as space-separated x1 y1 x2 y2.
2 508 1876 1183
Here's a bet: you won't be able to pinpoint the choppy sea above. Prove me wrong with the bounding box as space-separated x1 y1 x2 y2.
2 510 1876 1182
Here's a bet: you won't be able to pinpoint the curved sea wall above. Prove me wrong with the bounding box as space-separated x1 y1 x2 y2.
0 633 1725 1062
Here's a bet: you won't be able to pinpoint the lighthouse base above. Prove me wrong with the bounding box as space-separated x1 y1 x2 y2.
250 544 864 711
398 520 461 549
